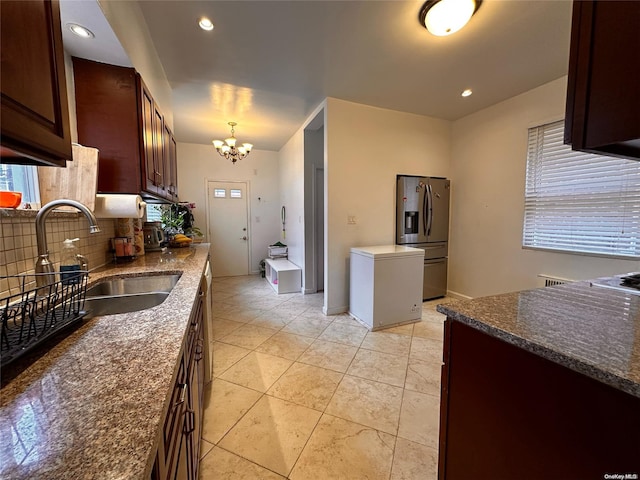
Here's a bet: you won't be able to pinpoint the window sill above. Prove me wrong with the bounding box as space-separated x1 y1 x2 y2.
522 245 640 261
0 208 80 219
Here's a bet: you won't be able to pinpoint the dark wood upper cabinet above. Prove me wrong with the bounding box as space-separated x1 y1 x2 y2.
565 0 640 160
164 124 178 201
73 57 177 201
0 0 72 167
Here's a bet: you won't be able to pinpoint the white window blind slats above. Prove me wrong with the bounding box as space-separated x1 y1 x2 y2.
523 120 640 258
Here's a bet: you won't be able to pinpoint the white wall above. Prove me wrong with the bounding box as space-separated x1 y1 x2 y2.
449 77 640 299
64 52 78 143
324 98 451 314
177 143 281 273
98 0 173 128
278 126 306 272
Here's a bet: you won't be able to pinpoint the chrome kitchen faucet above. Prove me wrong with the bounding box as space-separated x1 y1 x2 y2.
35 199 101 287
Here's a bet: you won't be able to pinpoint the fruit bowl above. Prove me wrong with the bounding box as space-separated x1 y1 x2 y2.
168 233 193 248
169 241 191 248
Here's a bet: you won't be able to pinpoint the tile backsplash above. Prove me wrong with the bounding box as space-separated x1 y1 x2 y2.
0 210 116 298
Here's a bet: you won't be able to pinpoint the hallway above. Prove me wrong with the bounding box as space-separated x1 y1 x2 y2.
200 275 447 479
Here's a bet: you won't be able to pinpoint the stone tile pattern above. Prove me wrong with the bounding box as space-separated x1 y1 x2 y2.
437 281 640 398
0 210 117 298
0 244 212 479
202 276 448 479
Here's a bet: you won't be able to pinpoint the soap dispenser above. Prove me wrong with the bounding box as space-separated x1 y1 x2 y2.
60 238 86 284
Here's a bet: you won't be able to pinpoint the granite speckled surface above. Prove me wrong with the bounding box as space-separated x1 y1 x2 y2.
437 280 640 398
0 244 210 479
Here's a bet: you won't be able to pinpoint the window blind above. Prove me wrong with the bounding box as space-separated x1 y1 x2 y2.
523 120 640 258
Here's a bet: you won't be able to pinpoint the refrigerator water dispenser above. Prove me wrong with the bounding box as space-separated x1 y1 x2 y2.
404 211 418 234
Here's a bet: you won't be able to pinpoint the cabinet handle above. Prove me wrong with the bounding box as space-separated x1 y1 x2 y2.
183 409 195 434
173 383 187 409
195 339 204 361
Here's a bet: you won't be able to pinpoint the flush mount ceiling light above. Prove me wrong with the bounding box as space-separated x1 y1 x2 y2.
199 17 214 31
67 23 94 39
212 122 253 164
461 89 473 97
419 0 482 36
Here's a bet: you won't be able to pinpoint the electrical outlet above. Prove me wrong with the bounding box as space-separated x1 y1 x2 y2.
348 215 356 225
255 216 260 223
411 304 420 313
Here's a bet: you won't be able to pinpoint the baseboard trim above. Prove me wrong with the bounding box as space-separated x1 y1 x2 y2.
447 290 473 300
323 305 348 316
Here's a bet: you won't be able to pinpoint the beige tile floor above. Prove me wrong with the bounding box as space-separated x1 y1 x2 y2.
200 275 448 479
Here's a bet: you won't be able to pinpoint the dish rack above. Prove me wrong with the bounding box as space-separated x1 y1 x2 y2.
1 271 89 367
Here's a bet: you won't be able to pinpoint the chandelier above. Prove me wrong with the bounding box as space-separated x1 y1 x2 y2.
212 122 253 164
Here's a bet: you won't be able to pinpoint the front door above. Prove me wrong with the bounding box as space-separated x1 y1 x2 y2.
207 181 249 277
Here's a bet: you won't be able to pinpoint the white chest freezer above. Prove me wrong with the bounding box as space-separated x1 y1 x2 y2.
349 245 424 331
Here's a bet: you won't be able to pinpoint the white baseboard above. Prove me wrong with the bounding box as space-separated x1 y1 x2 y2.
323 305 348 315
446 290 473 300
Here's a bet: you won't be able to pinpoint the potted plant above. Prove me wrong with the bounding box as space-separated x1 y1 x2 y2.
160 202 204 243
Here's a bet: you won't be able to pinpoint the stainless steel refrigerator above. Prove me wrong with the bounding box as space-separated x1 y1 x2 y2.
396 175 450 300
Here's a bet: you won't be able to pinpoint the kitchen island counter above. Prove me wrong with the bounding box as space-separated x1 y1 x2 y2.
436 279 640 479
0 244 210 479
437 280 640 397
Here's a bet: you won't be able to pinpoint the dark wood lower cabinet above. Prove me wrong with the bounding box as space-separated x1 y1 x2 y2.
153 280 205 480
439 320 640 480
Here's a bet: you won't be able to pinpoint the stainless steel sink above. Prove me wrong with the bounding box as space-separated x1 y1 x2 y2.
85 274 180 297
83 292 170 318
83 274 180 318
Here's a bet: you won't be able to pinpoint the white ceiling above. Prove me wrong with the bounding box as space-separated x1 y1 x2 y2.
61 0 573 152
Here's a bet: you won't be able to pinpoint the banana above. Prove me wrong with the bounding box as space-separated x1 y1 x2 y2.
172 233 192 245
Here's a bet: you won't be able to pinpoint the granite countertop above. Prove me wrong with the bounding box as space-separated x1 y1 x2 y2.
0 244 211 479
437 280 640 398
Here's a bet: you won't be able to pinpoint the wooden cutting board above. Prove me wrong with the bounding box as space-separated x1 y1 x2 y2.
38 143 99 211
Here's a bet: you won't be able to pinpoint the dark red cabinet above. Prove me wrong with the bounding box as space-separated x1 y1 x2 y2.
153 279 204 480
73 57 177 201
164 124 178 202
564 0 640 160
0 0 72 166
438 319 640 479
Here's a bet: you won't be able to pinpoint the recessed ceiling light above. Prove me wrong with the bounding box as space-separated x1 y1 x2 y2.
461 89 473 97
199 17 214 31
419 0 482 36
67 23 94 39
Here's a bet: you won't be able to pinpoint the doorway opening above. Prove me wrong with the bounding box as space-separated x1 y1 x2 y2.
303 110 325 294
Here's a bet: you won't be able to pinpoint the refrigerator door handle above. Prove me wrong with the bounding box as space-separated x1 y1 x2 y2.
422 183 428 237
426 184 433 237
